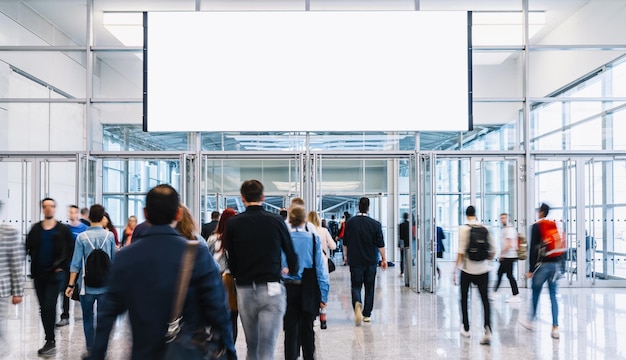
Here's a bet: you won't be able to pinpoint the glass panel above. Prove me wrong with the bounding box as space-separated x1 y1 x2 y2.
0 103 84 151
473 50 523 97
93 51 143 99
529 0 626 46
0 1 86 46
44 161 78 220
529 50 626 97
0 161 32 235
364 160 387 193
319 159 364 194
614 108 626 150
102 125 189 151
0 52 87 98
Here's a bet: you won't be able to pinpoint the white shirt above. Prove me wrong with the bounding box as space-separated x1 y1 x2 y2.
458 219 495 275
500 225 518 259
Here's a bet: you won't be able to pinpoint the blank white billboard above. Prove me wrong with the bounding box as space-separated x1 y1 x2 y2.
145 11 470 132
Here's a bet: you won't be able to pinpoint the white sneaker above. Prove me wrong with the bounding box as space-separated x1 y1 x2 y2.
460 326 471 338
354 302 363 326
519 319 535 331
551 327 560 339
506 295 521 303
480 327 491 345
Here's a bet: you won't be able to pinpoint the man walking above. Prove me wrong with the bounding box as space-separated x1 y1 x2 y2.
343 197 387 326
520 203 561 339
0 200 25 356
26 198 74 356
453 205 495 345
65 204 116 359
90 185 236 359
201 210 220 239
56 205 88 327
225 179 299 359
398 213 409 276
493 213 520 303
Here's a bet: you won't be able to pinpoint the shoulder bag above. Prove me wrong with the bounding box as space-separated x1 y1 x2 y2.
163 240 227 360
301 233 322 316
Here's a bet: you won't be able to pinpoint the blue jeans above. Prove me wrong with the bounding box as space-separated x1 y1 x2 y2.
237 282 286 360
80 293 103 351
530 261 559 326
350 264 377 317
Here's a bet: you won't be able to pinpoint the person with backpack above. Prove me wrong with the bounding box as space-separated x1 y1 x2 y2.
519 203 563 339
64 204 116 360
453 205 495 345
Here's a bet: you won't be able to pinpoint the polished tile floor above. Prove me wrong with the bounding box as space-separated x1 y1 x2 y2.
2 261 626 359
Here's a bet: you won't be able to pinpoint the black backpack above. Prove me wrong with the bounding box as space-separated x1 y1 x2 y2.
83 232 112 288
466 224 490 261
328 220 339 238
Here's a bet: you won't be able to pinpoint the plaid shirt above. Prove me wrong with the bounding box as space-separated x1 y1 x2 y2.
0 224 25 297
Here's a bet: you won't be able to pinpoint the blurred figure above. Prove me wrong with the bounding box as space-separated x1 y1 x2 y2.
279 208 288 221
307 211 336 272
122 215 137 247
283 206 329 360
80 207 91 226
493 213 520 302
101 213 119 248
175 206 204 241
57 205 88 327
0 200 25 356
90 184 236 359
201 210 220 240
398 213 409 276
26 198 74 356
206 208 239 341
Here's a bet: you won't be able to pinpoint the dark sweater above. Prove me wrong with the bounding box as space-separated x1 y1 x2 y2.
344 214 385 266
26 221 74 277
224 205 298 285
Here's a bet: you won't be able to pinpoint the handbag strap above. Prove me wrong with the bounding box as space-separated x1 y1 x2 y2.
169 240 200 324
311 233 316 272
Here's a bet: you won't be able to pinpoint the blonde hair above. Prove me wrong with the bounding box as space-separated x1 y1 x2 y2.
307 211 321 227
175 205 199 240
289 206 306 227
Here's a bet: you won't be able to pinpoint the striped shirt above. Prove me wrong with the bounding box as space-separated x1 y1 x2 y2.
0 224 26 298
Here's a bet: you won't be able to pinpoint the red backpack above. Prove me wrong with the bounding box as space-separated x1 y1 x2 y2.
538 219 566 259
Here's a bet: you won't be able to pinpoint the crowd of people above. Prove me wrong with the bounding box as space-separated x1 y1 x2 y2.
0 181 564 359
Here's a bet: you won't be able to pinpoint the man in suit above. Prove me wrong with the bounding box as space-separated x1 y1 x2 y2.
201 211 220 239
0 200 25 356
90 185 236 360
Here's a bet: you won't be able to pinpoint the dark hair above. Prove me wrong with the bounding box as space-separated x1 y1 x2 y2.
539 203 550 217
289 206 306 227
465 205 476 217
103 212 115 231
279 208 288 220
358 197 369 213
240 180 263 203
403 212 409 220
89 204 105 223
41 197 56 207
331 215 335 220
211 211 220 220
146 184 180 225
69 205 79 210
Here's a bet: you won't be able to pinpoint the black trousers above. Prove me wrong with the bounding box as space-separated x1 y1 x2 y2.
460 271 490 332
284 283 316 360
60 270 70 319
494 258 519 295
33 271 64 342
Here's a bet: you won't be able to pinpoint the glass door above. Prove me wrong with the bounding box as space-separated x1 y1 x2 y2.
584 158 626 286
418 153 436 293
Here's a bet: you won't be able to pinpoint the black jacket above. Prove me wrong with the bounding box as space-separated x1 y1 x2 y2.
344 214 385 266
224 205 298 285
26 221 74 277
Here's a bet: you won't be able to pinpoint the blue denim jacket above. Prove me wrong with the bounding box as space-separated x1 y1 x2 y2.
70 226 116 294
